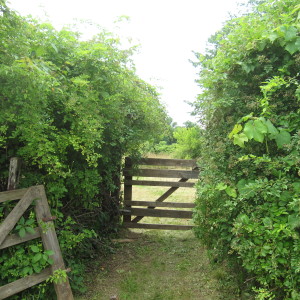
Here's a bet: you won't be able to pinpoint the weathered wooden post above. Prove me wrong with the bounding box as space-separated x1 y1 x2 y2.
7 157 21 190
123 157 132 223
34 186 74 300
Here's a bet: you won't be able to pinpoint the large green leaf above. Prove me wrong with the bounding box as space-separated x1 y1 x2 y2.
233 133 248 148
288 214 300 229
292 182 300 193
285 37 300 55
268 31 279 42
265 119 278 135
243 120 267 143
32 253 42 263
229 124 243 139
225 186 237 198
282 26 298 41
275 130 291 148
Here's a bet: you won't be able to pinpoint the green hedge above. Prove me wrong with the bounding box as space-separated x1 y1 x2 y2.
0 1 168 298
193 0 300 298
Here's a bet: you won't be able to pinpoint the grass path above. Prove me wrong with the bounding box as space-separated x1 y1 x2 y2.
76 164 240 300
76 229 240 300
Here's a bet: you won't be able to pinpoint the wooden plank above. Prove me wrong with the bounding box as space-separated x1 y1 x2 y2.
131 178 188 223
123 208 193 219
34 185 74 300
0 188 28 203
0 228 41 250
124 180 195 188
0 267 52 299
0 187 38 246
137 158 198 168
7 157 21 190
123 222 193 230
125 201 195 208
123 169 199 179
123 157 132 223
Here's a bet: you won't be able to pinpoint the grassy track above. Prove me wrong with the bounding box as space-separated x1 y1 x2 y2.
76 158 241 300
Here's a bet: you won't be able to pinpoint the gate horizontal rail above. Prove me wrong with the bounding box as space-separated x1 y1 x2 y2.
123 168 199 179
122 157 199 230
124 180 195 188
122 207 193 219
123 223 194 230
0 186 73 299
124 201 195 208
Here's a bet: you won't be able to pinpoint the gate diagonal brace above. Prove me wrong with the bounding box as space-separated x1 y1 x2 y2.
131 178 188 223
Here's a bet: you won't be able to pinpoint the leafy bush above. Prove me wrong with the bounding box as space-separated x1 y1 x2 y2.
173 125 203 159
0 1 168 298
193 0 300 298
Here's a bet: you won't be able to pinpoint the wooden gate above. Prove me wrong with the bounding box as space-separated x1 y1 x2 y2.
122 157 199 230
0 185 73 300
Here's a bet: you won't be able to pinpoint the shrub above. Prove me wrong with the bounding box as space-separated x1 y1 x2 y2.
193 0 300 298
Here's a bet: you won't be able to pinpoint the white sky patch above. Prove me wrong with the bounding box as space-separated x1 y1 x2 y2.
8 0 248 125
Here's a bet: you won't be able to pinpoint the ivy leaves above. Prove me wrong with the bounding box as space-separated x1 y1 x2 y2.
229 117 291 149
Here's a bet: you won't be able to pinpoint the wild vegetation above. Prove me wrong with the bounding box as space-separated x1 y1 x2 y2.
192 0 300 298
0 0 168 298
76 180 240 300
150 121 203 159
2 0 300 299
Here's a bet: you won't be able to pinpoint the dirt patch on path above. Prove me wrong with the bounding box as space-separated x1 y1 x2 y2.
76 229 240 300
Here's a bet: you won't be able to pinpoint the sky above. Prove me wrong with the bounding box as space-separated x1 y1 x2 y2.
8 0 248 126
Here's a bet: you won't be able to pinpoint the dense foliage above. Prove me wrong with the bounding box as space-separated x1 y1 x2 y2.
0 1 168 298
193 0 300 299
149 121 203 159
172 123 203 159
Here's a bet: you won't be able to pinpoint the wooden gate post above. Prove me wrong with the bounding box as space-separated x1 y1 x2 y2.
34 186 74 300
123 157 132 222
7 157 21 191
